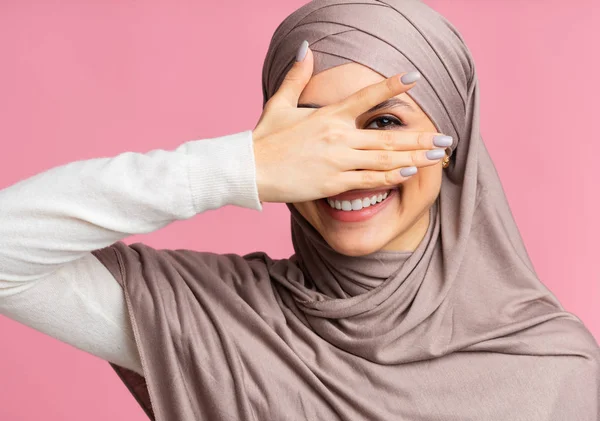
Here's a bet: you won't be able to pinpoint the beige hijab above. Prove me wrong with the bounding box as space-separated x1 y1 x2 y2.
92 0 600 419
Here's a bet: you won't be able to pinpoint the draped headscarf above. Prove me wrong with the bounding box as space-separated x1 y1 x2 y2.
91 0 600 419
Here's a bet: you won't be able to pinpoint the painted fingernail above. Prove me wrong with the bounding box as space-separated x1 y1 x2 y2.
426 148 446 160
296 40 309 62
433 135 453 147
400 71 421 85
400 166 418 177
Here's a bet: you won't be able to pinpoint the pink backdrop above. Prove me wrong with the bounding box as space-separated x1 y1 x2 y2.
1 1 598 419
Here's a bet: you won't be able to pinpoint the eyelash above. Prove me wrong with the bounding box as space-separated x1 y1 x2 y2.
364 114 405 130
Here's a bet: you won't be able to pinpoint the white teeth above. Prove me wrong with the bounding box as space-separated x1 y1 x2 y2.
351 199 363 210
326 190 392 211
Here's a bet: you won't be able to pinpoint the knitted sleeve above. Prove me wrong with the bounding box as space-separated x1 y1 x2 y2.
0 130 262 376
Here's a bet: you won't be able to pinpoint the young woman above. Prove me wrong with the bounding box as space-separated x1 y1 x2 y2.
1 0 598 419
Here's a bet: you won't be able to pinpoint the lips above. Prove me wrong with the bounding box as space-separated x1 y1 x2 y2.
326 190 390 211
327 186 393 202
319 187 399 223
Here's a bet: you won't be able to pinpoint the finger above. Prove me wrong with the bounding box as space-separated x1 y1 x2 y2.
268 40 314 109
341 167 418 191
334 71 421 118
345 147 448 171
345 129 453 152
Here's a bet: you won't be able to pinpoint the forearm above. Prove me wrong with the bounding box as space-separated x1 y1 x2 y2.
0 130 261 286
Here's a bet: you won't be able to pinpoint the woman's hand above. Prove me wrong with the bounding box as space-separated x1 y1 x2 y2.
253 43 449 204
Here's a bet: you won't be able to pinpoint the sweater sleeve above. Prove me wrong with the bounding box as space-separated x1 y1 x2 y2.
0 130 261 375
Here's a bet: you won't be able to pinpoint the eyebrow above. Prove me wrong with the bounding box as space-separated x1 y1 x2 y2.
297 97 415 114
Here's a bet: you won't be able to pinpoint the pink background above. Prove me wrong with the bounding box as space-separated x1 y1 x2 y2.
1 1 598 419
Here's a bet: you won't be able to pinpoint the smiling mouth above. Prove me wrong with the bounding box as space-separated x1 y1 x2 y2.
318 186 401 223
325 189 392 211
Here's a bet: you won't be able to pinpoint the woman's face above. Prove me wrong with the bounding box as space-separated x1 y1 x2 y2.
293 62 443 256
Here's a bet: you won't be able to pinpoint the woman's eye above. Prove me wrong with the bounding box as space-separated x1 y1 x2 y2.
364 115 404 129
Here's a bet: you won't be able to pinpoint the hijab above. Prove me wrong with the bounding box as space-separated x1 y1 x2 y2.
91 0 600 419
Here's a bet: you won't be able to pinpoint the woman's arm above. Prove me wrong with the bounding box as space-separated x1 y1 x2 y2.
0 44 433 375
0 130 261 375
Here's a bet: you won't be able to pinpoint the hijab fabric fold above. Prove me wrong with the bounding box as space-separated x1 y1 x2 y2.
91 1 600 419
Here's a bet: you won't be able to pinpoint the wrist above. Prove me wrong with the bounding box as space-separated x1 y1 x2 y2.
177 131 263 213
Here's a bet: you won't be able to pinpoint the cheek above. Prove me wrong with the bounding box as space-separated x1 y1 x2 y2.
292 201 321 230
401 165 442 210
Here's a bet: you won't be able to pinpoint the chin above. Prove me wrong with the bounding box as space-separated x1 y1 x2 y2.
322 233 393 256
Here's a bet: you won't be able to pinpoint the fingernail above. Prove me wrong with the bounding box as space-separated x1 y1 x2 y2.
433 135 453 147
400 166 418 177
296 40 309 62
400 71 421 85
426 148 446 160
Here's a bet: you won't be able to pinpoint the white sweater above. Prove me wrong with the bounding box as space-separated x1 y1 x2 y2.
0 130 262 376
